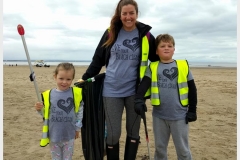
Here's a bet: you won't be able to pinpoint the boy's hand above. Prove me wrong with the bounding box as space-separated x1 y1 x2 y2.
75 131 80 139
35 102 43 111
185 112 197 124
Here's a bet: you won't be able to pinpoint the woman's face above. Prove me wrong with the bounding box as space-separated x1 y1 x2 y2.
120 4 138 31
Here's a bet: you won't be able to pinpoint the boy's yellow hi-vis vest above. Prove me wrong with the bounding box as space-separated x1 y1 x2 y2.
40 87 82 147
150 60 189 106
107 28 150 97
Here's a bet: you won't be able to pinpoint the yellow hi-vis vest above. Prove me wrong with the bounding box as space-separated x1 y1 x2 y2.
107 28 150 97
40 87 82 147
150 60 189 106
141 34 150 97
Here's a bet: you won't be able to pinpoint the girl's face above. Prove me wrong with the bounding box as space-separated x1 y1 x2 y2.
54 69 74 91
156 41 175 63
120 4 138 31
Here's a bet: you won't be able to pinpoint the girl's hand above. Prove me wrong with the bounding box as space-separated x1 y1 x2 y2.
75 131 80 139
35 102 43 111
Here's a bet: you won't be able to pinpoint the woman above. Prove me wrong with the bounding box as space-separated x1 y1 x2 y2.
80 0 159 159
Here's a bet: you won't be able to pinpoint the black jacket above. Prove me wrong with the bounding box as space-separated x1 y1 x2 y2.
82 21 159 81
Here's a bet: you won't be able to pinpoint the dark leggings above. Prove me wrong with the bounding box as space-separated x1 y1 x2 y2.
103 96 141 145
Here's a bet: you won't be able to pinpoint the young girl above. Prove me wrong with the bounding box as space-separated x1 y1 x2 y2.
35 62 84 160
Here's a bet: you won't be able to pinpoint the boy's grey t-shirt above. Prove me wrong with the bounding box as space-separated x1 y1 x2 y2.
49 88 77 143
145 61 193 120
103 27 140 97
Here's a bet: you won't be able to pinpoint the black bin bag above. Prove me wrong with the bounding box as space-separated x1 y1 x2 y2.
75 73 105 160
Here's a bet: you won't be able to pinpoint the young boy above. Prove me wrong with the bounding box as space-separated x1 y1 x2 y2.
134 34 197 160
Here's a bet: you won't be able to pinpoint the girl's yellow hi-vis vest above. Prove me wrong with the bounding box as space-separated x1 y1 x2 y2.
150 60 189 106
107 28 150 97
40 87 82 147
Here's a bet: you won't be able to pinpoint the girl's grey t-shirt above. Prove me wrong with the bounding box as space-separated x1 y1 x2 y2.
145 61 193 120
49 88 77 143
103 27 140 97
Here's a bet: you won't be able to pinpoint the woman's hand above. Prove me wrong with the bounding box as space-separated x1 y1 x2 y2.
77 79 85 83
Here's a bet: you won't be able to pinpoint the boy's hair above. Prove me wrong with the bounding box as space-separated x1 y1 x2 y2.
155 34 175 47
54 63 75 79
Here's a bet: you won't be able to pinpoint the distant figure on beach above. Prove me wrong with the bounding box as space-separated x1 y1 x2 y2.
34 63 84 160
16 64 17 66
134 34 198 159
78 0 159 159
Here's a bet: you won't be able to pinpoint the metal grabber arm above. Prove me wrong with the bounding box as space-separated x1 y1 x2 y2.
17 24 42 114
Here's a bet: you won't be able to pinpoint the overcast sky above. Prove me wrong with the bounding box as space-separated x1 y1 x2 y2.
3 0 237 63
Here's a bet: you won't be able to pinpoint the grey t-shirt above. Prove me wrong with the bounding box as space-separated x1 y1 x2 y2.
103 27 140 97
49 88 83 143
145 60 193 120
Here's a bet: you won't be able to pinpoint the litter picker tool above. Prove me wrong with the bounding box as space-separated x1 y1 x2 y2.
17 24 41 102
141 111 152 160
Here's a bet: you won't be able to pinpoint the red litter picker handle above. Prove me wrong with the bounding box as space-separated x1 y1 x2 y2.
17 24 41 102
17 25 25 35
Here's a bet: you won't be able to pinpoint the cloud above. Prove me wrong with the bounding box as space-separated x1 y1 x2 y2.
3 0 237 63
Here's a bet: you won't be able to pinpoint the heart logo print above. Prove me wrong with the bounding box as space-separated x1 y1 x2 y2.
57 97 74 114
163 67 178 81
123 37 139 52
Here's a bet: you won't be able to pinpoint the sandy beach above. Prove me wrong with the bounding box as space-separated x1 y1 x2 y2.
3 65 237 160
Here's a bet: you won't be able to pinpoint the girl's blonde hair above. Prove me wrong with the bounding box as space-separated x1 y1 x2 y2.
54 63 75 79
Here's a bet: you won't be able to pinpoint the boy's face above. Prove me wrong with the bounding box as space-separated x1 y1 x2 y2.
156 41 175 62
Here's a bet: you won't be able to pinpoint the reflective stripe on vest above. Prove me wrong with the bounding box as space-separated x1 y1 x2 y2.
40 87 82 147
150 60 189 106
141 35 150 97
